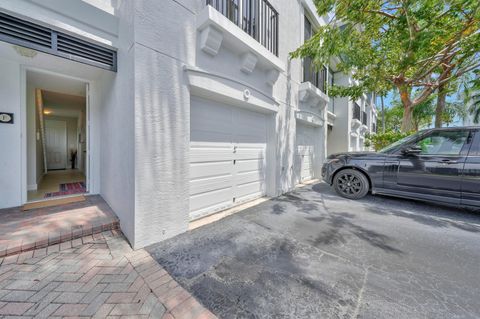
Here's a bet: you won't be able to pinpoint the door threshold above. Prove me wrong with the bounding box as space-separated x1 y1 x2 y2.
189 197 270 231
22 194 87 211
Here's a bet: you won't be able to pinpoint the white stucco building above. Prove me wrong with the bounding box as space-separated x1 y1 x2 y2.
0 0 366 249
327 76 378 155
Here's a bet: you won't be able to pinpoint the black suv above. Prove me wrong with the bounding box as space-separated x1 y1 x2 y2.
322 127 480 207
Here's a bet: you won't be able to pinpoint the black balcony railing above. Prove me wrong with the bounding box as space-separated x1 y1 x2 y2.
353 103 361 121
206 0 279 56
361 111 367 125
304 63 330 93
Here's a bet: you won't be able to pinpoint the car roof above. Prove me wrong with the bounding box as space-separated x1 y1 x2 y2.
420 126 480 132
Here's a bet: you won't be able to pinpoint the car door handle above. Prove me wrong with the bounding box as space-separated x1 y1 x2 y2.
438 159 458 165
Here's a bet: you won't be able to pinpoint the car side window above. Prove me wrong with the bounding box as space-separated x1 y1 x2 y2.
414 130 470 156
469 131 480 156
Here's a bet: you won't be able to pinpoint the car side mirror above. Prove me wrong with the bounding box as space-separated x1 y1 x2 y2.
402 145 422 155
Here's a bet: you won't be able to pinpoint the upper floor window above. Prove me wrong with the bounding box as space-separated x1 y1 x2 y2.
361 111 367 125
206 0 279 56
352 102 361 121
303 15 332 94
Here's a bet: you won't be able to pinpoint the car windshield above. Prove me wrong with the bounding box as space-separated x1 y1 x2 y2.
378 132 422 153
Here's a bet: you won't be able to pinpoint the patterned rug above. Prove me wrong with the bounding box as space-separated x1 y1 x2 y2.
44 181 86 198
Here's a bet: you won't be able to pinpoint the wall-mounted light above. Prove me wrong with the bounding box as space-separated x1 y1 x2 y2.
43 110 52 115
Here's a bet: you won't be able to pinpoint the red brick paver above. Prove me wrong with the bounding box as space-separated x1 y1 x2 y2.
0 230 216 319
0 195 119 258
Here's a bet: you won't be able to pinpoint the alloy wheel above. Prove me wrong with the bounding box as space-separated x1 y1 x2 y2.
336 173 362 196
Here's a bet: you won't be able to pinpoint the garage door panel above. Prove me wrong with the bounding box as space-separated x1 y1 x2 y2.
190 188 233 219
190 175 233 195
190 147 233 163
236 170 264 185
295 123 316 183
191 99 232 125
190 97 267 220
235 181 264 200
234 111 266 143
190 161 232 180
236 159 264 174
235 149 265 161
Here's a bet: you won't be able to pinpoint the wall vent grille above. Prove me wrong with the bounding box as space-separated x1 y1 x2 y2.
0 12 117 71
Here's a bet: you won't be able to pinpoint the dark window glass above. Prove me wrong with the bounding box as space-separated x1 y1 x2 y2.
414 130 470 155
469 131 480 156
303 16 327 93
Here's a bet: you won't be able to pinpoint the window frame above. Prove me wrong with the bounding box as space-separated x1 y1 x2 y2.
411 129 472 156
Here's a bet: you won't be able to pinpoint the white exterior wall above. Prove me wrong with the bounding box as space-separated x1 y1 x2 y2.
97 0 135 245
327 73 378 154
327 72 351 155
0 59 22 208
0 1 122 214
0 0 350 249
125 0 330 247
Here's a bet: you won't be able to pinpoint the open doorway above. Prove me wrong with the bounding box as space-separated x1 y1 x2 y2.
26 70 88 202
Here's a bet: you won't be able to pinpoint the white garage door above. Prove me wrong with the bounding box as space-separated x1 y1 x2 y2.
190 97 267 220
295 123 316 184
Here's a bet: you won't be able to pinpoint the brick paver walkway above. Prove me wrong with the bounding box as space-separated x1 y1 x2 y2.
0 230 216 319
0 196 119 258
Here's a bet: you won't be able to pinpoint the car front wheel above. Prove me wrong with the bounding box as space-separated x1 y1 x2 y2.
333 169 369 199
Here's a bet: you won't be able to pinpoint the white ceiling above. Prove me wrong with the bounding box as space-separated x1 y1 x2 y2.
27 71 87 97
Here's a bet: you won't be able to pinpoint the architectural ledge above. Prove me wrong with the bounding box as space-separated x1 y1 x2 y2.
197 6 285 85
327 111 336 125
295 110 324 127
184 65 279 114
351 119 362 130
359 124 368 135
298 82 329 108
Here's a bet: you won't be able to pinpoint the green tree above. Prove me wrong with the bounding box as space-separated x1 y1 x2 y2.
291 0 480 132
380 97 434 132
412 97 435 130
463 71 480 123
380 105 403 131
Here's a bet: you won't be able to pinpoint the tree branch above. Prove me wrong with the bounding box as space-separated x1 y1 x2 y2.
364 9 398 19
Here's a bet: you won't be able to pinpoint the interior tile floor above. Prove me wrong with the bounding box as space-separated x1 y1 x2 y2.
28 169 86 201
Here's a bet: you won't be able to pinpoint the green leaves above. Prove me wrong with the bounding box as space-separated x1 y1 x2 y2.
290 0 480 131
365 131 413 151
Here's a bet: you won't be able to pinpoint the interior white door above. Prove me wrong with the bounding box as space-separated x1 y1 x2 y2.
295 123 316 184
45 120 67 170
189 97 267 220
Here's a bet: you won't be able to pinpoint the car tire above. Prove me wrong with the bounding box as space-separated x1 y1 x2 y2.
333 169 369 200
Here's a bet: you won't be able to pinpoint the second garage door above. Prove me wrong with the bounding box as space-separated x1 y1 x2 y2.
295 123 316 184
190 97 267 220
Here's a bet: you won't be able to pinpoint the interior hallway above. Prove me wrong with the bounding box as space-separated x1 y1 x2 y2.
28 169 86 201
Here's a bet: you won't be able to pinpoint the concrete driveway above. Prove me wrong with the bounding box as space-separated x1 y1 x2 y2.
148 182 480 319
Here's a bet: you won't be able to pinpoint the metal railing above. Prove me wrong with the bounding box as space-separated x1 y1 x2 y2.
361 111 367 125
304 63 328 93
206 0 279 56
353 103 361 121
